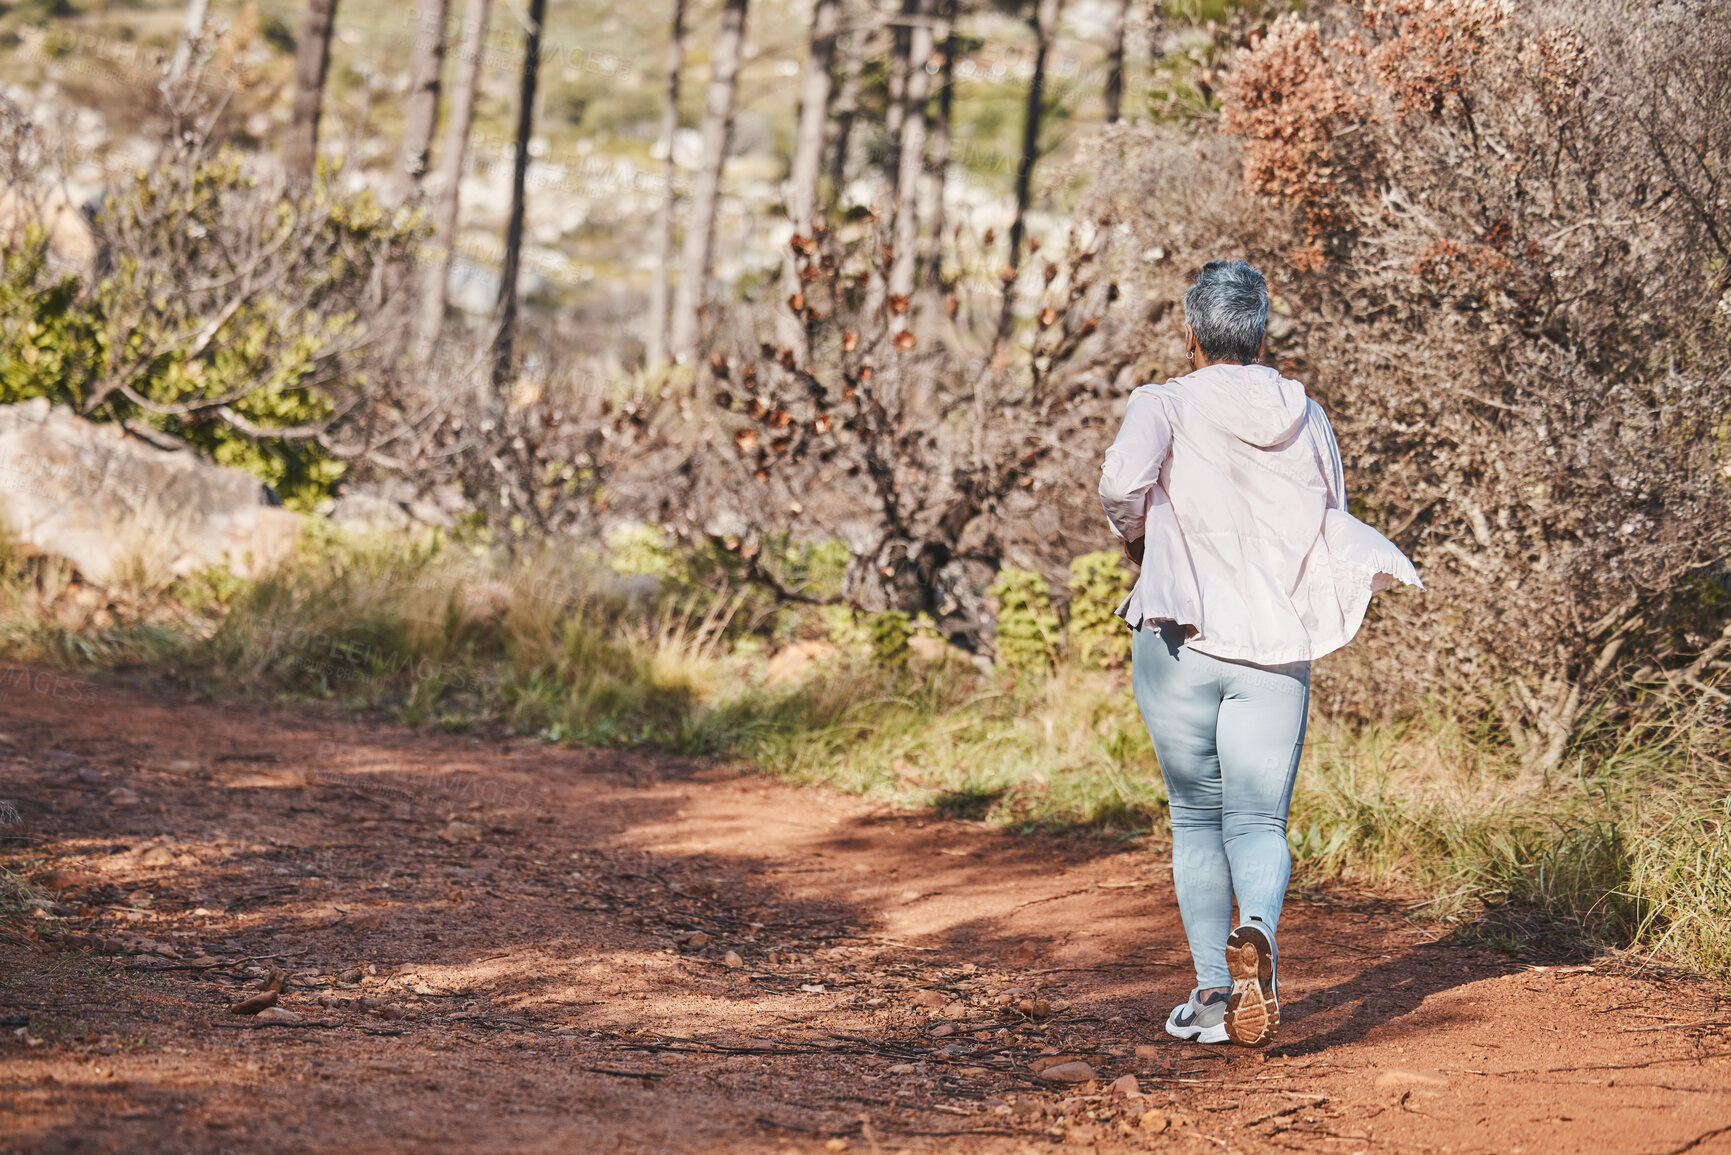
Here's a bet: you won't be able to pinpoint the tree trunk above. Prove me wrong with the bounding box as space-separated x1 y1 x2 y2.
668 0 750 362
492 0 549 388
923 12 955 288
778 0 840 357
887 0 933 309
1104 0 1128 123
880 4 913 198
414 0 492 361
390 0 449 205
645 0 689 371
285 0 341 187
827 25 864 199
994 0 1062 354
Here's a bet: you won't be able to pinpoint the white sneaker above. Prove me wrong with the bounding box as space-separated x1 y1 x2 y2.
1163 987 1229 1044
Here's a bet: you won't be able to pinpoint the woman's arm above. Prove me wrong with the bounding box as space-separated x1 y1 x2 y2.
1306 398 1346 510
1099 388 1173 545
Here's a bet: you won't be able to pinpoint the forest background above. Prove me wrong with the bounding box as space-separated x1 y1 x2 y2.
0 0 1727 976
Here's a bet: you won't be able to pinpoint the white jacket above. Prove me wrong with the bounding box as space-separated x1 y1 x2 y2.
1099 363 1420 665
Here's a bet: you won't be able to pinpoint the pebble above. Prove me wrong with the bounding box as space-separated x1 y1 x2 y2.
1036 1061 1096 1083
887 1063 920 1074
930 1022 956 1038
1139 1109 1172 1132
684 931 713 947
1373 1068 1449 1089
911 989 947 1009
440 820 483 842
722 950 743 968
1110 1073 1141 1097
106 787 141 807
255 1007 302 1023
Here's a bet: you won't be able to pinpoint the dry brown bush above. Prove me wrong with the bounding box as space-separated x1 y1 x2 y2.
1211 0 1731 764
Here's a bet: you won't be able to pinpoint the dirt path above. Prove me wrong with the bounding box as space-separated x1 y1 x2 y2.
0 676 1727 1154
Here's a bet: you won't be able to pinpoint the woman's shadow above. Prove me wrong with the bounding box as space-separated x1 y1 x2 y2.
1269 938 1523 1057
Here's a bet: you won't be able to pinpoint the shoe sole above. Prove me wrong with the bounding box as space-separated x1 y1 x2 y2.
1163 1016 1228 1045
1224 924 1279 1046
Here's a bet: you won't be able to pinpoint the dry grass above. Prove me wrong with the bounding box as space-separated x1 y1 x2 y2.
0 529 1725 978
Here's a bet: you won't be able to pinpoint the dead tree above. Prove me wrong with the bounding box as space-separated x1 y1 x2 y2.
887 0 935 315
995 0 1063 355
413 0 492 360
777 0 840 360
390 0 449 205
923 8 956 288
669 0 751 361
284 0 341 187
645 0 689 370
1104 0 1128 122
492 0 549 387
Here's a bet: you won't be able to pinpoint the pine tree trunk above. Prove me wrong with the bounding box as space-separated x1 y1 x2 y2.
827 24 864 199
994 0 1062 354
887 0 933 308
645 0 689 370
1104 0 1128 123
777 0 840 358
414 0 492 360
390 0 449 205
880 4 913 198
923 11 955 289
285 0 341 187
668 0 750 362
492 0 549 387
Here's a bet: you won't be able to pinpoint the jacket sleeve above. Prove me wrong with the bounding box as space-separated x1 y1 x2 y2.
1099 388 1173 542
1306 398 1346 510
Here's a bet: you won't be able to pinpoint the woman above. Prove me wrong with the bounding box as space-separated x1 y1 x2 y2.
1099 259 1419 1047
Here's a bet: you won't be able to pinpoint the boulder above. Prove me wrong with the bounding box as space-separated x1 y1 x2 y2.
0 399 301 584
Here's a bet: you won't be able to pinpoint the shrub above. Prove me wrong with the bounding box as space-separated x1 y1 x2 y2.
989 566 1060 675
1066 551 1133 669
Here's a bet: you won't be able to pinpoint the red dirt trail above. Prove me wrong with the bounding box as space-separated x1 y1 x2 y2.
0 676 1727 1154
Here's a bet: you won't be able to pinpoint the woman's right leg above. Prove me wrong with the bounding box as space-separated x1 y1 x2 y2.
1131 623 1232 992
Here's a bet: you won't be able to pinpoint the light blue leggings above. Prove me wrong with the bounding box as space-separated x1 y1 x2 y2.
1131 622 1310 990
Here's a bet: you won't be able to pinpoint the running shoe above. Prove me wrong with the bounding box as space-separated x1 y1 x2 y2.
1163 988 1229 1044
1224 916 1279 1046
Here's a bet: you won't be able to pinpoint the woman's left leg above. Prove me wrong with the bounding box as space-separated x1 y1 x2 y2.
1214 659 1311 934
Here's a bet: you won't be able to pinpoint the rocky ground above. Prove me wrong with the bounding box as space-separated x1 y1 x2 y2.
1 673 1728 1154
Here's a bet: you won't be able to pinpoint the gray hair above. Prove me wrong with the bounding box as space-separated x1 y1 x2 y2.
1182 259 1270 365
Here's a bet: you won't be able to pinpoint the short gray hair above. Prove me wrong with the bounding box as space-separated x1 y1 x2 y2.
1182 259 1269 365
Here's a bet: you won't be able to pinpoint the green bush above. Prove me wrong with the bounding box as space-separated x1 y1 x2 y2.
989 566 1060 675
0 153 420 509
1066 550 1133 669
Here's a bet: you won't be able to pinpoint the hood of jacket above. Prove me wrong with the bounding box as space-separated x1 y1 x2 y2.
1179 362 1310 449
